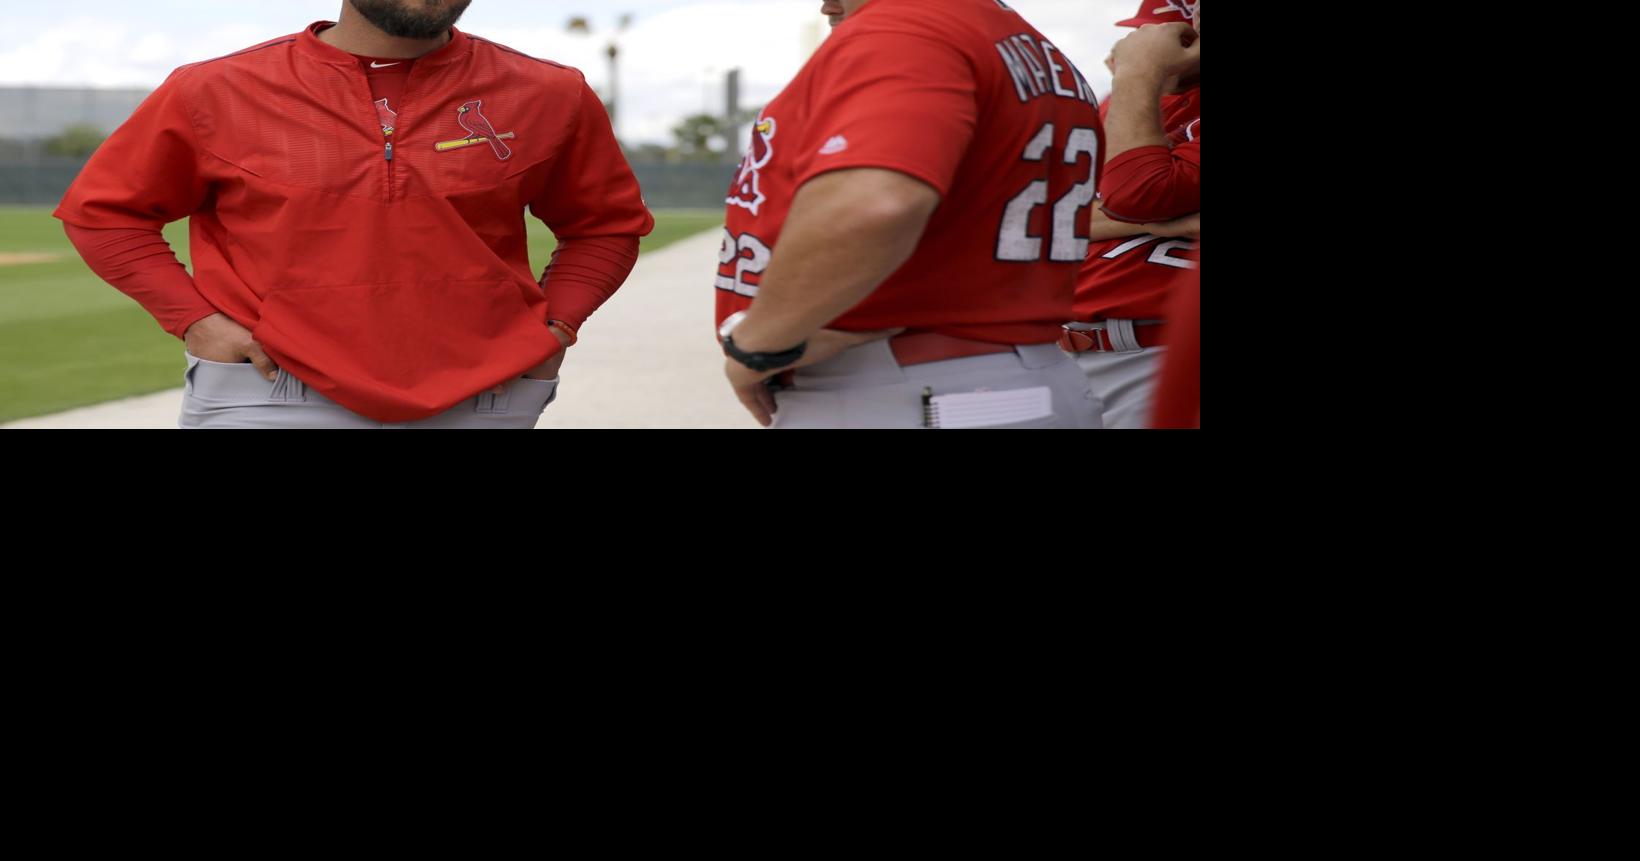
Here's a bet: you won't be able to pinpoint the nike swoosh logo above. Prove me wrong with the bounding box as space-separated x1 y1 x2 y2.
370 61 401 68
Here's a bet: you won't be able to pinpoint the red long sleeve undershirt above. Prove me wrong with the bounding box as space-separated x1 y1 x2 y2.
63 222 639 340
61 223 218 340
1099 141 1202 224
539 235 640 331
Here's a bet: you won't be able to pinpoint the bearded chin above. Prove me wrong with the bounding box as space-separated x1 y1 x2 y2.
348 0 472 40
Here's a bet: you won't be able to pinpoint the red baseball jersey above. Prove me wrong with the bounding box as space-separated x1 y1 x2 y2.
1152 260 1200 429
55 24 652 423
1075 87 1199 321
716 0 1105 345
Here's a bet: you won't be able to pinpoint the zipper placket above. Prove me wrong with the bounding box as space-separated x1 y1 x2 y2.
382 90 405 203
360 69 425 203
383 127 395 201
346 55 436 202
384 64 434 203
343 67 396 203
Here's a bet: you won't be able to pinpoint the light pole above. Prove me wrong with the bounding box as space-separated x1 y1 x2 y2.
566 14 633 140
606 42 619 133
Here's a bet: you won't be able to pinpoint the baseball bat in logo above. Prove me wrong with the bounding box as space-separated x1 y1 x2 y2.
435 100 515 160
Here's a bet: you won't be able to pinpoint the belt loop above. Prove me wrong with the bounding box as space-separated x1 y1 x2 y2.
1106 319 1143 354
268 368 307 402
476 385 510 414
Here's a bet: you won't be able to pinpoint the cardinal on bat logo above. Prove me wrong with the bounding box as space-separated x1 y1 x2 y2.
435 99 515 160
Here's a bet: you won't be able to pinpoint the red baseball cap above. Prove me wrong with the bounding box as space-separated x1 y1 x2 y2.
1116 1 1197 27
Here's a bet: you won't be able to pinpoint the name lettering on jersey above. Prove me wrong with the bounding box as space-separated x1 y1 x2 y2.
995 35 1096 106
1038 42 1078 99
727 116 777 216
1013 35 1050 97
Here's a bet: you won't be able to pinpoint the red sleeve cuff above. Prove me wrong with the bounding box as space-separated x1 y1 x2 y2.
543 281 608 332
169 306 221 341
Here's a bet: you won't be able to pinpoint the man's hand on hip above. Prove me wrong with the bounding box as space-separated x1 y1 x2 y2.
184 312 280 381
725 326 901 427
490 325 572 395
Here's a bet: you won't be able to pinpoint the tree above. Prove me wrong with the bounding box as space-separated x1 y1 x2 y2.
622 142 672 164
671 107 763 163
44 124 107 158
670 113 732 162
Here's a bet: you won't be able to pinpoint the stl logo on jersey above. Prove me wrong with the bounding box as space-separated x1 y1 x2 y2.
727 117 777 216
434 99 516 161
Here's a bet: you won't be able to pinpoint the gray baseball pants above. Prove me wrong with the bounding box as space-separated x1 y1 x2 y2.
768 340 1103 429
178 351 559 429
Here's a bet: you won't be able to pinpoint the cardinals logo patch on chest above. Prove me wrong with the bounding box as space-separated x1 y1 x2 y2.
435 99 515 160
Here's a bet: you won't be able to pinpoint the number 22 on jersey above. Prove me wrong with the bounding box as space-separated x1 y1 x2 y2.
996 122 1099 264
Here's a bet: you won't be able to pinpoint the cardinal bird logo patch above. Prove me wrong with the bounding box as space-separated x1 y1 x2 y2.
374 99 398 136
435 99 515 160
727 117 776 216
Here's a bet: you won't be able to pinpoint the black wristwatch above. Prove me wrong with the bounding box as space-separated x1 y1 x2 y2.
719 311 807 372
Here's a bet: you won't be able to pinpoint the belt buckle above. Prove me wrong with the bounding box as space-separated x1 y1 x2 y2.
1062 322 1109 354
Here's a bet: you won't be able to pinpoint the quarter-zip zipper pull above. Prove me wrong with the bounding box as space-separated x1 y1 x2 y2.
385 141 394 161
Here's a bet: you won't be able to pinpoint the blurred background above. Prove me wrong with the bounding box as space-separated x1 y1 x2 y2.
1 0 1145 428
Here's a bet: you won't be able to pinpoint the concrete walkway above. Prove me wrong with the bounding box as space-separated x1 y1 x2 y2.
3 228 759 429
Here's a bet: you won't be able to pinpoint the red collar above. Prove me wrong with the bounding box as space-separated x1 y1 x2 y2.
295 20 472 68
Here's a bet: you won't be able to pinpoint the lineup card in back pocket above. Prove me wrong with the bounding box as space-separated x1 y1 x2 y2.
922 386 1054 429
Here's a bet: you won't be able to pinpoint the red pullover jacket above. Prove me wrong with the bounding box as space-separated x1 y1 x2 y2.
55 23 654 422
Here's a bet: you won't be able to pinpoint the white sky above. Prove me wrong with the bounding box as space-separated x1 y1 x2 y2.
0 0 1143 145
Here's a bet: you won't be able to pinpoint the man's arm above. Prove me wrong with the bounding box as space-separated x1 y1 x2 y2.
727 169 938 353
528 79 654 334
54 68 279 378
722 169 936 426
511 78 654 386
61 224 217 340
1100 23 1201 223
1086 207 1200 242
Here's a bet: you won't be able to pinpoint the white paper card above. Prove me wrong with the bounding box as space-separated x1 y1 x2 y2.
926 386 1054 429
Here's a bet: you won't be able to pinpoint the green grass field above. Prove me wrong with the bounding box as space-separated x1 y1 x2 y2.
0 207 722 423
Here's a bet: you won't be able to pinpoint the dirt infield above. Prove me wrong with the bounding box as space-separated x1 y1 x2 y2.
0 252 64 266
